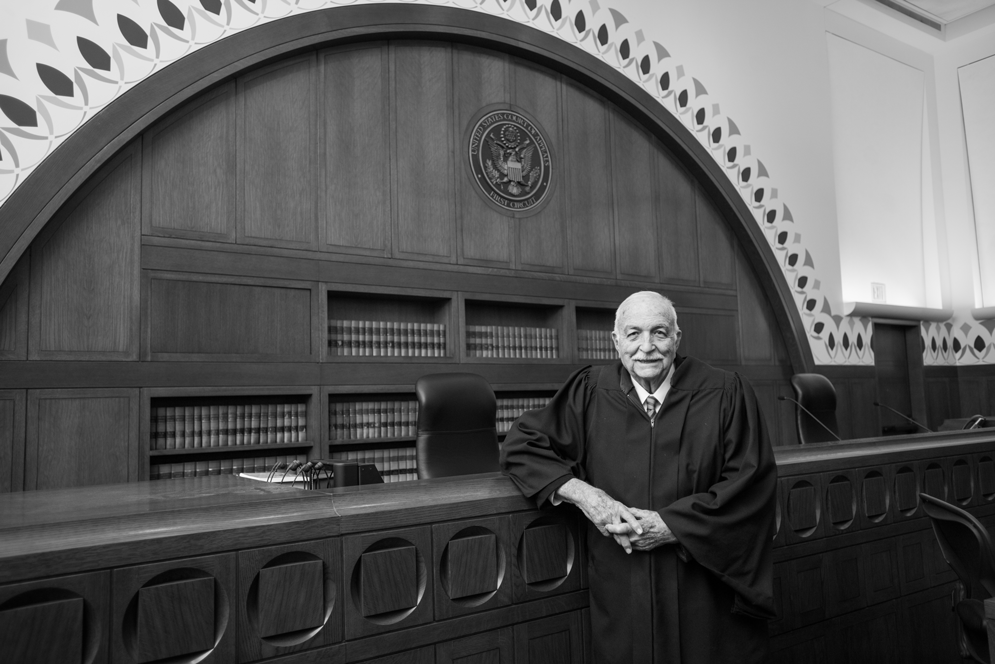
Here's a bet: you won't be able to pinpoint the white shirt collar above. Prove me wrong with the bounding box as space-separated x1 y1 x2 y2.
631 363 674 408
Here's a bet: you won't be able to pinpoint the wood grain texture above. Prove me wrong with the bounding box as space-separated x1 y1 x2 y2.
433 517 512 621
951 460 973 504
823 545 866 618
111 553 235 664
654 148 698 285
561 81 613 277
902 585 962 663
237 537 342 661
259 560 325 637
0 390 25 493
788 555 827 627
455 47 512 267
361 546 418 616
240 56 317 249
863 538 900 604
676 310 739 365
695 189 736 289
447 534 498 600
521 524 567 584
342 525 433 640
391 42 454 261
860 470 890 524
0 596 83 664
436 626 513 664
737 252 779 364
26 388 138 491
321 45 390 255
825 474 856 530
149 275 312 359
0 255 28 360
143 84 235 241
136 577 214 661
513 611 582 664
30 145 140 360
610 110 657 281
507 512 582 604
897 530 931 596
513 62 565 273
977 454 995 501
0 570 108 664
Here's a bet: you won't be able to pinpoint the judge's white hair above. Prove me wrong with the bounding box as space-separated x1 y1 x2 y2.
614 291 680 337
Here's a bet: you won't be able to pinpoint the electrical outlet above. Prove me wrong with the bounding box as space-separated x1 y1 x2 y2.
871 282 886 304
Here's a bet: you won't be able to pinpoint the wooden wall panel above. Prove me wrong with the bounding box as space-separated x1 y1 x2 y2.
30 145 140 360
392 42 455 261
611 111 658 281
562 81 614 277
655 150 698 285
321 45 390 256
239 56 316 249
676 310 738 365
143 84 235 241
455 47 512 267
737 252 777 364
25 389 138 490
696 190 736 289
514 63 565 272
148 275 313 360
0 255 28 360
0 390 25 493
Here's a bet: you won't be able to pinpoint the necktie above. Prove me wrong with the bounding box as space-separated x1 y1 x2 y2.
644 395 658 419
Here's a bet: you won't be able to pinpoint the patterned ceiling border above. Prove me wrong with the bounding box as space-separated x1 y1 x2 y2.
0 0 980 366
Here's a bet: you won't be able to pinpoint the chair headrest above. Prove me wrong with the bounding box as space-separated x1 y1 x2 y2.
791 373 837 411
416 372 496 432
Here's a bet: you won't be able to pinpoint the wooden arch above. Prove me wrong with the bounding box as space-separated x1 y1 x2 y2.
0 4 813 370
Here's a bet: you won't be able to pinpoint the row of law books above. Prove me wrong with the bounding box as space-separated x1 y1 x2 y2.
496 396 552 433
328 447 418 482
328 320 447 357
150 454 305 480
329 400 419 440
465 325 559 359
151 403 307 451
577 329 616 360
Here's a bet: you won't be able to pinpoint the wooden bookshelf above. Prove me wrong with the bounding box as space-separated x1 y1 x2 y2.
142 387 318 481
576 306 616 362
461 294 566 363
325 284 454 362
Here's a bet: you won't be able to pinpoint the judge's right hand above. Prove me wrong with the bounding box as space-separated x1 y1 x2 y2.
555 478 642 554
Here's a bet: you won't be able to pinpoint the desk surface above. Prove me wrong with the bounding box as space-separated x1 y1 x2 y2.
1 429 993 584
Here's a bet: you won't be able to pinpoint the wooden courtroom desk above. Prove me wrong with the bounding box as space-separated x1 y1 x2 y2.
1 429 994 664
0 473 588 664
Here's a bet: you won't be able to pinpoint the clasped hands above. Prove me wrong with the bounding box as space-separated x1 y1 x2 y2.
555 478 677 554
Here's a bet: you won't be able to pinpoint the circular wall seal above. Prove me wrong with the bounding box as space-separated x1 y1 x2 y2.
465 106 554 217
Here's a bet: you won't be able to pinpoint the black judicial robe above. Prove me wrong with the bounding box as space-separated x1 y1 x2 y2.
501 356 777 664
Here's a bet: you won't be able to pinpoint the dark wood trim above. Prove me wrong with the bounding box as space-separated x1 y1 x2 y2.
0 4 813 371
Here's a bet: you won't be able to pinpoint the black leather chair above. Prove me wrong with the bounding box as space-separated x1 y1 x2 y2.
415 372 500 479
790 373 841 444
921 493 995 663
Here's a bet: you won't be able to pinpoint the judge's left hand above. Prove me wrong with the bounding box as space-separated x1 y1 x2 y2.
605 507 678 551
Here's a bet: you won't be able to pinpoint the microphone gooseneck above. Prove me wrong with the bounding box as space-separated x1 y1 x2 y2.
778 395 842 442
872 401 933 433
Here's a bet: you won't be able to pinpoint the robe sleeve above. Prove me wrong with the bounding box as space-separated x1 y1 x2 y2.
658 372 778 619
500 366 594 506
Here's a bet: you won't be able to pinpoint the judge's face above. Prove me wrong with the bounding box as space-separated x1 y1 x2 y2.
612 300 682 392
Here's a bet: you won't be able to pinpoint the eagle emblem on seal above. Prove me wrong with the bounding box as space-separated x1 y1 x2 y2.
466 107 553 216
485 126 540 196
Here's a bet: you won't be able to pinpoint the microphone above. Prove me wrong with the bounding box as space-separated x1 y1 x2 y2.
965 415 986 430
778 395 841 442
873 402 932 433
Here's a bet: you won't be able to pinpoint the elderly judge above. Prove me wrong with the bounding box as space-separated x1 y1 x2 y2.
501 291 777 663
